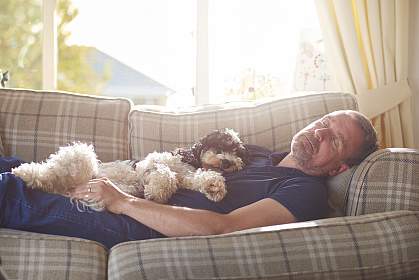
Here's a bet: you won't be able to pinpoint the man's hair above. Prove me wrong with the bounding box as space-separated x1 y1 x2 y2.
344 111 379 167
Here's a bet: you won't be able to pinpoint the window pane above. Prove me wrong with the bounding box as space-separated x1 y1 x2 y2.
61 0 196 105
0 0 43 89
208 0 337 103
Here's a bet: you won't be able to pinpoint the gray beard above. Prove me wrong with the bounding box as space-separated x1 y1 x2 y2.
290 139 311 166
290 140 327 176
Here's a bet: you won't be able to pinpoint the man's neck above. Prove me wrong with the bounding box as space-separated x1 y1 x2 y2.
278 153 331 177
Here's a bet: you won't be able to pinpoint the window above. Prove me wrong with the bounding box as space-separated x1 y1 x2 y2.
208 0 338 103
2 0 337 106
62 0 195 106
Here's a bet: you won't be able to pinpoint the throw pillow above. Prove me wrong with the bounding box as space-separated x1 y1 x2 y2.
326 166 357 217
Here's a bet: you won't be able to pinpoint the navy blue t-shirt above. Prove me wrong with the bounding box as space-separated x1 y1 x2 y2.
168 145 329 222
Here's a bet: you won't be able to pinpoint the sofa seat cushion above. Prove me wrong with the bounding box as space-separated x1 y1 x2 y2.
0 88 132 162
0 228 107 280
107 210 419 280
129 92 357 159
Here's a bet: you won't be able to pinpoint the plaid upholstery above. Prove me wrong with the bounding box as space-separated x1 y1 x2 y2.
0 135 4 157
0 228 107 280
129 92 357 159
108 211 419 280
0 88 132 162
2 90 418 279
346 148 419 216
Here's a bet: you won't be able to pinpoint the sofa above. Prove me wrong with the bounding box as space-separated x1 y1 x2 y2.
0 88 418 280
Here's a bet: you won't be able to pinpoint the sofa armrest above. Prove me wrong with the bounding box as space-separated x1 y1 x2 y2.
108 211 419 280
346 148 419 216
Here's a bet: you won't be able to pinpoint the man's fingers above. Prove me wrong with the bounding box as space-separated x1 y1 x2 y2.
71 189 101 201
88 178 108 183
70 189 89 198
69 178 116 200
88 178 114 189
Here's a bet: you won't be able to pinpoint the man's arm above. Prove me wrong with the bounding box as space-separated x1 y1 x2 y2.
72 178 296 237
118 197 296 237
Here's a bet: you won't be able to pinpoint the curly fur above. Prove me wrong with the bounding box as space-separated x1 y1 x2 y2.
12 143 99 195
11 128 248 211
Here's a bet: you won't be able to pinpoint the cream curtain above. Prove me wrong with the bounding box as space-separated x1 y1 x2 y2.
315 0 414 148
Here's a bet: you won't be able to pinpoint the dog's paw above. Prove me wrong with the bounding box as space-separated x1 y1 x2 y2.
200 173 227 202
143 163 178 203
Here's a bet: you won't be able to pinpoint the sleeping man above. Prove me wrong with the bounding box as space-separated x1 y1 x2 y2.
0 110 378 249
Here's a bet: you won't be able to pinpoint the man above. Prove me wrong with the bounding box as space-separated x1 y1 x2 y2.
0 110 378 249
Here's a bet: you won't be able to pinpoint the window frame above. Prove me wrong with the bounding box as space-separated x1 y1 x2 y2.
42 0 57 90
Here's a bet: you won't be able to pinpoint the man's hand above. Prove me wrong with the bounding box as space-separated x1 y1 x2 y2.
70 178 136 214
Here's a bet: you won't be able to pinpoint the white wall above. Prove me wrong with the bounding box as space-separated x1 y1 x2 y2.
409 0 419 148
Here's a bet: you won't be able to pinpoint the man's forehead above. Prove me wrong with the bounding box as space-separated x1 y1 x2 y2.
324 110 350 119
326 112 354 129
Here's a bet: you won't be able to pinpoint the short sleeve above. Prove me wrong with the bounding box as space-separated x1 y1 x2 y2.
269 177 329 222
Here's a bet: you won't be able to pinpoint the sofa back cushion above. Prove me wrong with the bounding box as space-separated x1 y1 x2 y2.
0 88 132 162
0 135 4 157
129 92 357 159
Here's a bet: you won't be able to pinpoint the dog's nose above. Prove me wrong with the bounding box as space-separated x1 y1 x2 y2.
221 159 231 169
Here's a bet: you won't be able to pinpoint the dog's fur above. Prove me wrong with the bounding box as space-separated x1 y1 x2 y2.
12 128 248 210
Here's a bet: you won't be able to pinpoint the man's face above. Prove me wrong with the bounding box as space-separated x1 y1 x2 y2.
290 111 364 176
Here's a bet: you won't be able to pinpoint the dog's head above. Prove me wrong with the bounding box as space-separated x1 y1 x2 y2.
192 128 248 173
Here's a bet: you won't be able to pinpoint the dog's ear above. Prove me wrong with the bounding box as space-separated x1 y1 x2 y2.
174 145 202 169
191 141 203 161
200 130 222 147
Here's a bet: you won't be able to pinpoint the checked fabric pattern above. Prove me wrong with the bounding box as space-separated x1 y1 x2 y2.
0 126 4 157
108 211 419 280
346 148 419 216
0 88 131 163
0 228 107 280
1 89 419 279
0 136 4 157
129 92 357 159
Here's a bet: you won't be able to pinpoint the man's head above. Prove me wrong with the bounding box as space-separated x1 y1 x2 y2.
289 110 378 177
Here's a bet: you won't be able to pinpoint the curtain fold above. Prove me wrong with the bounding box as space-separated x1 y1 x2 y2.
315 0 414 148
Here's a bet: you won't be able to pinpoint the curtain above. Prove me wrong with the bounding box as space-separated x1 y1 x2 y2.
315 0 414 148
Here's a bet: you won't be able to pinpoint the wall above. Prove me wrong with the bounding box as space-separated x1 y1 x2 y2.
409 0 419 148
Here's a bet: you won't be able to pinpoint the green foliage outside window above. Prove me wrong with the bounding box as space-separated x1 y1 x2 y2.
0 0 108 94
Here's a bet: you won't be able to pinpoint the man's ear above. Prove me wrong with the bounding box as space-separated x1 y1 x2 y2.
328 163 349 177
